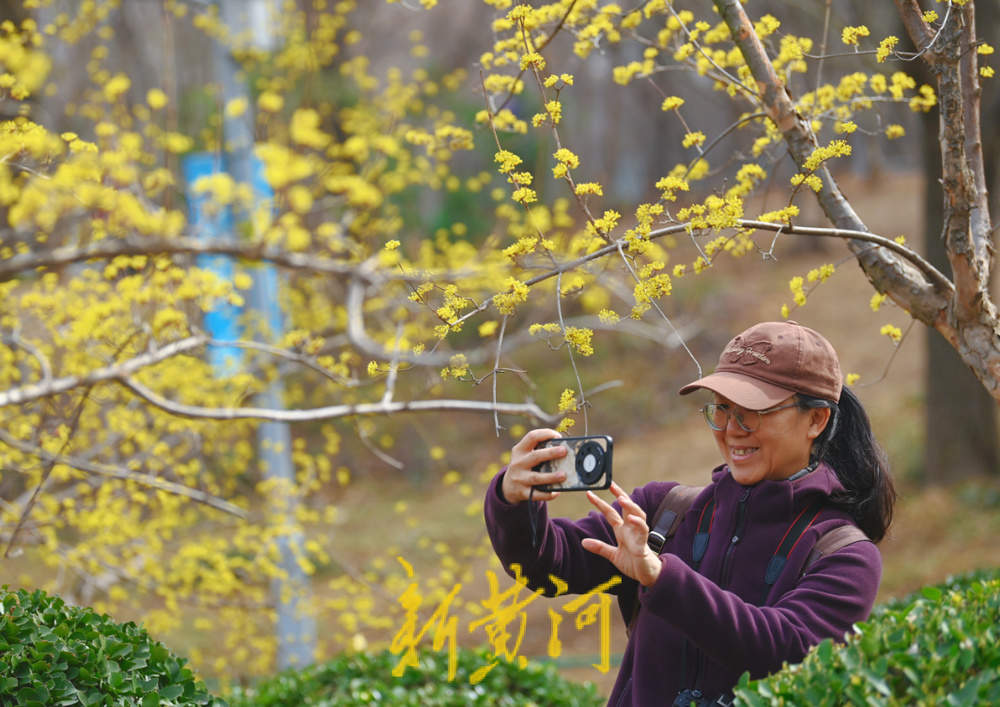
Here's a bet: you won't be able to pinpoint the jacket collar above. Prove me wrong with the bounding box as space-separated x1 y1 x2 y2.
710 462 844 515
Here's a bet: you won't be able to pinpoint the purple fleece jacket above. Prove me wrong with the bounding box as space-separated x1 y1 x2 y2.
483 463 881 706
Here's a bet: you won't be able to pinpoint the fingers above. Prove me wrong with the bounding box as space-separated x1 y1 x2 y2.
586 490 622 526
501 428 568 504
610 482 647 524
512 428 562 455
581 537 615 561
587 485 646 527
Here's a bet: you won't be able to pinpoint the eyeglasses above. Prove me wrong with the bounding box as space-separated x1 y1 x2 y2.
700 402 801 433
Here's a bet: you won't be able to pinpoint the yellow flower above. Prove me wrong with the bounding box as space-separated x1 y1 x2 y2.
885 124 905 139
146 89 168 109
880 324 902 344
554 147 580 169
661 96 684 111
224 97 248 118
290 108 331 149
841 25 870 47
564 326 594 356
494 149 522 174
557 388 578 413
103 73 130 101
876 36 898 63
846 373 860 386
682 131 706 149
511 187 537 203
598 308 619 324
478 321 499 337
574 182 603 196
258 92 284 112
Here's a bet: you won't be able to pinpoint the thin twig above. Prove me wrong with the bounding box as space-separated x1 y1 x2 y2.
556 271 588 434
857 318 917 388
615 241 703 379
493 315 508 436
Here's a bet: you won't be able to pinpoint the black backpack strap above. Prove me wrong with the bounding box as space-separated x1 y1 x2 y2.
802 524 869 573
764 502 824 588
646 484 705 554
762 505 870 603
628 484 706 638
691 497 715 570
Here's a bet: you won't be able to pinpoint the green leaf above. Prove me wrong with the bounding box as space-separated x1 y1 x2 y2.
159 684 184 700
922 586 943 601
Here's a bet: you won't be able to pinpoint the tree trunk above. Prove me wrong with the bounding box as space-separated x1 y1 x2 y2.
918 1 999 482
922 113 998 479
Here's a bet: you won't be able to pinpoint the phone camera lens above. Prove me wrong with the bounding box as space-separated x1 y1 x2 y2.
575 441 605 484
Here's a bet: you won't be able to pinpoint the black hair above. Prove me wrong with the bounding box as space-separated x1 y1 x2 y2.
796 387 895 543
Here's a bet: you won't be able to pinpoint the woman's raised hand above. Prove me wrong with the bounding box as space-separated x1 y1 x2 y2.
581 482 663 587
500 428 569 504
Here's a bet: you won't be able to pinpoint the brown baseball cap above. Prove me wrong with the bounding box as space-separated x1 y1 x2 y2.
679 321 843 409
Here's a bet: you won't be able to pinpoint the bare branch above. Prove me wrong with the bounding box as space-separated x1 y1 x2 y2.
205 337 361 387
118 375 559 424
0 336 207 409
738 221 953 293
0 428 247 518
0 234 428 285
493 315 508 437
2 332 53 383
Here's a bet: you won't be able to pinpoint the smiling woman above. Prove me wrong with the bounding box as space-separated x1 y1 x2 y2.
484 321 895 707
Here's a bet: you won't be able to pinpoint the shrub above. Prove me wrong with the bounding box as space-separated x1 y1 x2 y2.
0 586 224 706
732 569 1000 706
224 647 604 706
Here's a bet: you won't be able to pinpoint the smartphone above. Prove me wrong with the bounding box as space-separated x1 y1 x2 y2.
532 435 613 492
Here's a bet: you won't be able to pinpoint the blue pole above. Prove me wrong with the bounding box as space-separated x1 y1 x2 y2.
207 0 316 669
181 152 243 377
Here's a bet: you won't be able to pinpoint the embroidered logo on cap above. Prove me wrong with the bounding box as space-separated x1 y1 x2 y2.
723 336 772 366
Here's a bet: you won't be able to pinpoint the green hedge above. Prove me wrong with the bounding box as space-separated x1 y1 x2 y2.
733 569 1000 706
224 648 604 707
7 569 998 707
0 586 223 707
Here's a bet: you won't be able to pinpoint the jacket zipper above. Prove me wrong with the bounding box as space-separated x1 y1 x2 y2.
692 487 751 692
721 488 751 590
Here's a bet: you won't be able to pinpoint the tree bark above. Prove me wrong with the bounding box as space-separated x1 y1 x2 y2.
915 2 999 480
921 110 998 479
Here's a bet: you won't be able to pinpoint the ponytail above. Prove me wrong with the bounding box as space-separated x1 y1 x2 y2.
797 387 895 543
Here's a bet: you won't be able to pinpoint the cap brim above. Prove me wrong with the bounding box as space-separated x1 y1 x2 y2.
678 371 795 410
